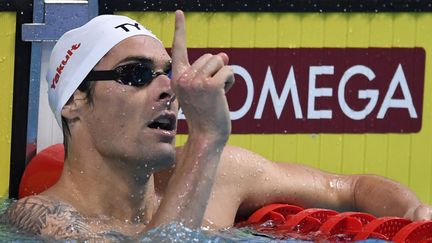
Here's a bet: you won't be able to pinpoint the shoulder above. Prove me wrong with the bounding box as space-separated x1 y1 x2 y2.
177 144 272 167
176 144 278 178
209 145 279 194
3 195 92 239
218 145 278 176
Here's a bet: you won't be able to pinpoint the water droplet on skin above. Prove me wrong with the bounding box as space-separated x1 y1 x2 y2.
134 215 141 223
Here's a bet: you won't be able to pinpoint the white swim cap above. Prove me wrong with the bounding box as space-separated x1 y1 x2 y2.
46 14 161 127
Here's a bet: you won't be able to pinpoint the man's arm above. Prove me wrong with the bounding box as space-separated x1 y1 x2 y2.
3 195 130 240
146 10 234 229
210 145 432 225
350 174 432 220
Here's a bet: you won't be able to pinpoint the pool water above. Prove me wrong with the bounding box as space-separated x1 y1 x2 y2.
0 198 306 242
0 199 388 242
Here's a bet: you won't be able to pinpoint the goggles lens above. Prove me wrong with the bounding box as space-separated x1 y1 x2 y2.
83 62 172 86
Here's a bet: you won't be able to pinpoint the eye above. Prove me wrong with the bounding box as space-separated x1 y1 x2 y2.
133 66 154 86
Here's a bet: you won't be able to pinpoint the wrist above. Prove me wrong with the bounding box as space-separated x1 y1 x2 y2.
187 123 230 145
188 129 228 148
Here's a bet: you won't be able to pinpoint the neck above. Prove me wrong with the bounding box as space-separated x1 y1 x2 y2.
46 141 160 224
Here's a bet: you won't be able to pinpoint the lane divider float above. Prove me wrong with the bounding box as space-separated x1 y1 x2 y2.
236 204 432 242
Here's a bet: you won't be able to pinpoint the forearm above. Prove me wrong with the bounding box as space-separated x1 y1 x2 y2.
150 9 234 229
353 175 422 218
148 134 226 228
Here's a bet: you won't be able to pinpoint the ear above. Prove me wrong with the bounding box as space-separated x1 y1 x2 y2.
61 90 87 120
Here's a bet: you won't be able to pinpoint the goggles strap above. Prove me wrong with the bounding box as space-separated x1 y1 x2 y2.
83 70 119 82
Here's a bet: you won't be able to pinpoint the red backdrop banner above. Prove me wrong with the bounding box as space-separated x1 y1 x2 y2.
176 48 425 134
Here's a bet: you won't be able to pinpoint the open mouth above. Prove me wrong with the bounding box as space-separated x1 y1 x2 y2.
148 114 176 131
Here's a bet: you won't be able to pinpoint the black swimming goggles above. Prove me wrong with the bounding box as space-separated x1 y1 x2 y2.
83 61 172 86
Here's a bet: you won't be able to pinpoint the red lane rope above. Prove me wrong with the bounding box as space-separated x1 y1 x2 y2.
236 204 432 243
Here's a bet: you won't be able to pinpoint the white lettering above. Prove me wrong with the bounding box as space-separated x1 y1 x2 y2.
308 66 334 119
230 65 254 120
377 64 417 119
178 108 185 119
177 63 419 125
254 66 303 119
338 65 379 120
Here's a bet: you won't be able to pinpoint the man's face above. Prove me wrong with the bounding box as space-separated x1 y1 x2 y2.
80 35 178 172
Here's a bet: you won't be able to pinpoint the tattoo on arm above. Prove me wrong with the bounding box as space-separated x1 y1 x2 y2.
3 196 131 241
3 196 92 239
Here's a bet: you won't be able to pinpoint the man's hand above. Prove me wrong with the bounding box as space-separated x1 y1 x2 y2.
171 10 234 140
405 204 432 221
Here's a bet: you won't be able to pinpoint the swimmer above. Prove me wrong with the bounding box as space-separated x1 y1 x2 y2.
3 10 432 240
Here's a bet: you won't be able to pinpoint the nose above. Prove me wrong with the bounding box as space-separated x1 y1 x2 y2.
165 95 176 109
154 74 175 109
159 92 176 110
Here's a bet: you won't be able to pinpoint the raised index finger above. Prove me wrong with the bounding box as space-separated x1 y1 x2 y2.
172 10 189 77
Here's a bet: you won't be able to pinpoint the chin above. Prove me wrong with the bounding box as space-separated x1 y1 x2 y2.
143 143 176 172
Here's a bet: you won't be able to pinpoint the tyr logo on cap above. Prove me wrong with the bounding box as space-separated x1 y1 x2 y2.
51 43 81 89
115 22 142 32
